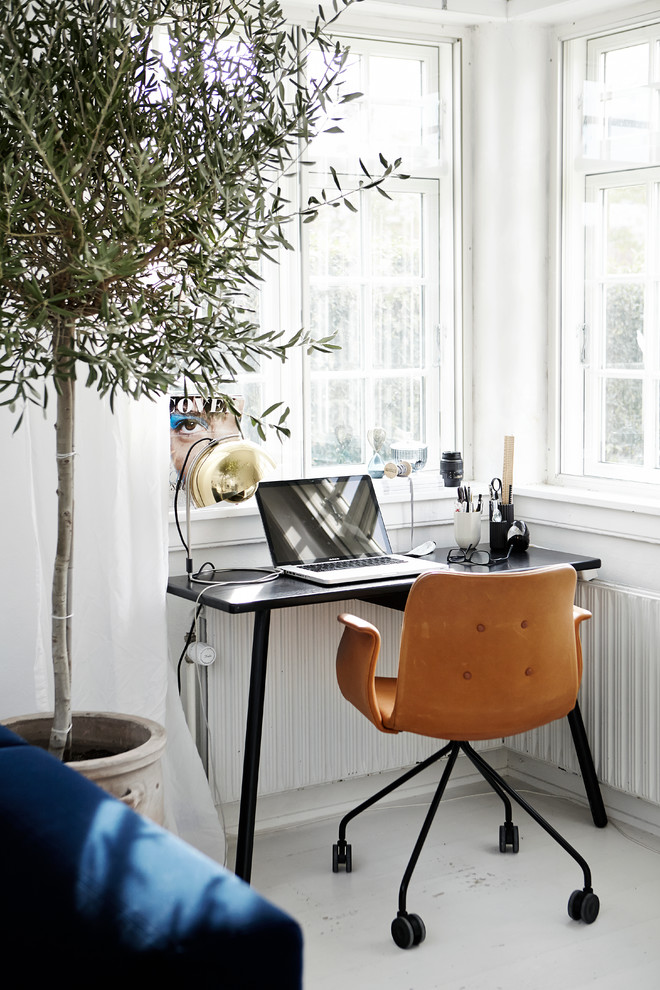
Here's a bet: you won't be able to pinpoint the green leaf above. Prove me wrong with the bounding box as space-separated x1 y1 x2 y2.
0 0 404 448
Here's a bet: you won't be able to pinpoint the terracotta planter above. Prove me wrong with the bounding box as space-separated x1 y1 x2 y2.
4 711 167 824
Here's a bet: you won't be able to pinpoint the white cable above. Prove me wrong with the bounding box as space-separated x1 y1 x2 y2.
189 584 232 863
194 659 228 867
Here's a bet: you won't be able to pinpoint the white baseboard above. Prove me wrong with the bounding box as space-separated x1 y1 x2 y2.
222 746 506 836
221 746 660 842
506 751 660 838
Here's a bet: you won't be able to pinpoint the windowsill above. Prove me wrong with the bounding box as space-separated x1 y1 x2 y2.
510 481 660 516
168 472 660 555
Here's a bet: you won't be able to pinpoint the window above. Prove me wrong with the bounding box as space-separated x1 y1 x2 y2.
245 31 459 476
561 23 660 486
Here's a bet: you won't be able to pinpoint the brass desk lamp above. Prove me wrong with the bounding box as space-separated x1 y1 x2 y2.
176 434 276 584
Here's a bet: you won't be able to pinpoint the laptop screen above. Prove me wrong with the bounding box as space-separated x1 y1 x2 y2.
256 476 393 566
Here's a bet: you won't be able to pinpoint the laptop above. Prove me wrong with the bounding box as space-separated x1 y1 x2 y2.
255 474 444 585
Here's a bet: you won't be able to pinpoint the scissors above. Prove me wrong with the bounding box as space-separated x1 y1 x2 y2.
490 478 502 521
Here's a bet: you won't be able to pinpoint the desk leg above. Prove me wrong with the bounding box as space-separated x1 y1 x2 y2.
567 701 608 828
234 610 271 883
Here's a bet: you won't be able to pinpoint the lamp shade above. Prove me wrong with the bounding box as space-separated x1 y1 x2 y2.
187 437 276 507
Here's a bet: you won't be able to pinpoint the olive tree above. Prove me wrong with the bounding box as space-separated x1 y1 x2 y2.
0 0 401 757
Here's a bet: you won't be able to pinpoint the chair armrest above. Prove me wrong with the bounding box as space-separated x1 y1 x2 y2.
573 605 592 681
336 614 396 733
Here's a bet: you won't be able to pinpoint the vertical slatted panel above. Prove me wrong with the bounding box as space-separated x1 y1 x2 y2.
508 581 660 806
206 601 441 803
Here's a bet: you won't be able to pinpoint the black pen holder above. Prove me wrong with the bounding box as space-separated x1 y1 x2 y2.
489 503 514 552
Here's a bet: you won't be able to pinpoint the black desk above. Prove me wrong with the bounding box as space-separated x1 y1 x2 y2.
168 546 606 882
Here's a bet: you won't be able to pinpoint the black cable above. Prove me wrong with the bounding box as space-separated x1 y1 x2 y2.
190 562 281 585
177 605 203 694
173 438 210 554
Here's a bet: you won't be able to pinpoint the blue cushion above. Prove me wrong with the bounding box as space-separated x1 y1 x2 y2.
0 727 302 984
0 722 29 747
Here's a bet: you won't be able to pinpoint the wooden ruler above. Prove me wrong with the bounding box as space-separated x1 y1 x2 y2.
502 435 514 504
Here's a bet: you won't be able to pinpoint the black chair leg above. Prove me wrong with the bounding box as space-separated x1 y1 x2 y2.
391 742 461 949
338 739 600 950
396 743 461 913
332 741 453 873
461 741 599 923
472 753 519 852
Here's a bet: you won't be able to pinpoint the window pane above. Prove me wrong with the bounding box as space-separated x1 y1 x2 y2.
305 50 363 162
583 36 659 165
604 44 649 89
311 379 364 465
374 376 424 445
366 54 437 166
309 288 361 370
308 206 361 277
369 55 422 101
604 283 644 368
603 378 643 463
602 43 652 164
370 192 422 276
373 287 422 368
238 382 265 443
308 48 438 169
370 105 424 162
605 185 646 275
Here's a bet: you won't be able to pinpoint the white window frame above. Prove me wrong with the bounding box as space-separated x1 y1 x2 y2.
560 20 660 489
248 28 461 480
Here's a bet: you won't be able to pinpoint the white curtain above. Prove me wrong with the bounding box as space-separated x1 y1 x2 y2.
0 387 225 863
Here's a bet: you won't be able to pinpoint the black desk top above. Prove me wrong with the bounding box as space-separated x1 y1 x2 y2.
167 546 601 615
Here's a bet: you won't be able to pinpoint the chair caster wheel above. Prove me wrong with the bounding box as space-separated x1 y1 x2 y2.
391 912 426 949
499 822 519 853
409 912 426 945
332 840 352 873
568 889 600 924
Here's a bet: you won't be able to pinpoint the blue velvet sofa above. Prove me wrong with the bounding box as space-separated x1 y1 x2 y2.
0 723 302 985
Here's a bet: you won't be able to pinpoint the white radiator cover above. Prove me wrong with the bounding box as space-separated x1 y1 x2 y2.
204 581 660 810
509 580 660 807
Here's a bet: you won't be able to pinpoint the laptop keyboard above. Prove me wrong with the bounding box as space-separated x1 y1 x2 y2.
302 556 401 573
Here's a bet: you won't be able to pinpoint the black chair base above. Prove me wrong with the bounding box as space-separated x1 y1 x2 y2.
332 740 600 948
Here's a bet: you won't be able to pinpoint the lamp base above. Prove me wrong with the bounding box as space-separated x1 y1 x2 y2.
190 566 280 586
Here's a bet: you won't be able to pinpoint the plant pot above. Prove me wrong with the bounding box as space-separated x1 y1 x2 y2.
4 711 167 824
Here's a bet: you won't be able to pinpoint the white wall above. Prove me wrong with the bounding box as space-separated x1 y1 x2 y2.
470 21 554 486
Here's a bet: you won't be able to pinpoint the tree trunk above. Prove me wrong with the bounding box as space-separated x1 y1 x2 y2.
49 322 75 759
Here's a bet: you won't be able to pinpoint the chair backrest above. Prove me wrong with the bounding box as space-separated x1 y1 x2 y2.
390 564 582 741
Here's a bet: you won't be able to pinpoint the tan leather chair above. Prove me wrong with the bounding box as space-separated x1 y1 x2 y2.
333 564 599 948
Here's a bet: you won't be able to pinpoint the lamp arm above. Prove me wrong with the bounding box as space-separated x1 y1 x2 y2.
184 438 219 576
186 479 193 576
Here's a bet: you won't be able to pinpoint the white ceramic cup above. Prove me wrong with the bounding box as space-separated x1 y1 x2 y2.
453 511 482 549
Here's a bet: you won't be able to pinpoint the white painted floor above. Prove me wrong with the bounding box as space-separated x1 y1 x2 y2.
243 781 660 989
